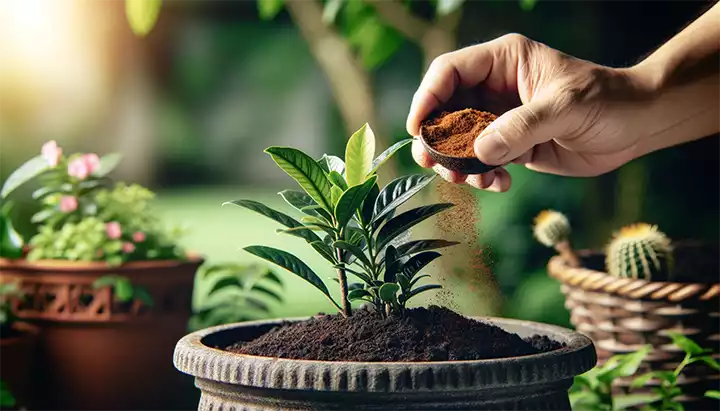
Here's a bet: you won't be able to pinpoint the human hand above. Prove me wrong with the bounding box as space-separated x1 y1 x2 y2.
407 34 653 192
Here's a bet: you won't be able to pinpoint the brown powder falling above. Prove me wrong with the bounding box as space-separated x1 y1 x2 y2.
431 180 501 316
421 109 497 157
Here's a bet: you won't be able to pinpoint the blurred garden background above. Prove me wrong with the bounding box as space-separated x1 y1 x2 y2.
1 0 718 328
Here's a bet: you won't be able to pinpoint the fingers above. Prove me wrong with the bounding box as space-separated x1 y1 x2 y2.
474 97 556 165
465 168 512 192
406 44 496 136
411 139 435 168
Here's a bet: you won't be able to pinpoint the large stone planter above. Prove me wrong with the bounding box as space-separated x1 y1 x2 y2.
174 316 596 410
0 257 203 410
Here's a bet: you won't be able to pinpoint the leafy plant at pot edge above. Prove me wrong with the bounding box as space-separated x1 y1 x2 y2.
570 332 720 411
189 263 284 331
0 141 186 266
226 124 458 317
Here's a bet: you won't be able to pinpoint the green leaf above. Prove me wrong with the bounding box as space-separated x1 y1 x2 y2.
1 155 50 199
651 370 677 384
614 393 662 410
93 153 123 177
668 332 704 356
372 174 435 226
630 373 655 390
278 190 333 222
334 241 372 270
30 208 55 224
134 286 154 307
403 284 442 301
347 288 372 302
396 273 411 291
376 203 454 252
409 274 431 288
224 199 321 244
310 241 337 264
705 390 720 400
369 138 412 176
597 345 651 383
334 176 377 228
384 245 399 283
208 276 243 295
328 171 348 190
0 213 24 259
436 0 465 15
395 239 459 258
378 283 399 304
244 245 338 308
344 123 375 187
360 183 379 224
519 0 537 12
125 0 162 37
265 147 333 212
331 186 343 207
317 154 345 175
114 277 134 302
322 0 344 24
32 185 71 199
257 0 284 20
250 284 283 303
0 380 16 408
347 14 403 69
402 251 441 279
690 355 720 370
92 275 120 289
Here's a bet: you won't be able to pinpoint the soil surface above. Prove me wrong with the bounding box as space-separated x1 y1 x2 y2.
226 306 564 362
421 109 497 157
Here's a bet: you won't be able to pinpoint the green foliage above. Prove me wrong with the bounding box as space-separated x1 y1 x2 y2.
190 263 284 330
0 281 22 334
0 380 16 408
227 124 452 317
519 0 538 12
125 0 163 37
93 275 153 306
605 223 674 281
0 203 24 259
1 141 185 265
571 334 720 411
258 0 284 20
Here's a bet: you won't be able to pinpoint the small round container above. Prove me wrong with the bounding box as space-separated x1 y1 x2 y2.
419 126 499 175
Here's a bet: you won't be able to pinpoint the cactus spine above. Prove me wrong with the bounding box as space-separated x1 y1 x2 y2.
605 223 674 281
533 210 581 267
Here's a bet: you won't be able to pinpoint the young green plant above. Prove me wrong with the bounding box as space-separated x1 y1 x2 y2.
225 124 458 317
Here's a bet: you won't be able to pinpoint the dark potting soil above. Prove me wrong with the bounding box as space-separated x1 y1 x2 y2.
226 306 564 362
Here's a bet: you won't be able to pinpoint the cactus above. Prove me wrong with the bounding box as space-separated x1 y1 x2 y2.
605 223 674 281
533 210 581 267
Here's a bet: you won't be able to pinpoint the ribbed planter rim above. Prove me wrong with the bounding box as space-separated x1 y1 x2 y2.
548 254 719 302
174 316 597 393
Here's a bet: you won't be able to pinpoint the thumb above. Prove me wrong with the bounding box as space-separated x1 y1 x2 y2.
474 99 556 165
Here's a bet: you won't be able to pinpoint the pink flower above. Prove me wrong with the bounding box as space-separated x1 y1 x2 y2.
58 196 77 213
41 141 63 167
106 222 122 239
132 232 146 243
122 242 135 253
67 153 100 180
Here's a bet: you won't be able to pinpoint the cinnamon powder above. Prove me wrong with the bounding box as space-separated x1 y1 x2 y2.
421 109 497 158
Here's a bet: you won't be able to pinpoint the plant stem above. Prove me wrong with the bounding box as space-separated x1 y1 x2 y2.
555 240 582 268
335 248 352 317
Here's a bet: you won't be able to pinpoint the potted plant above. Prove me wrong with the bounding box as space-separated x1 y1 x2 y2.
0 142 204 410
534 210 719 409
173 124 596 410
0 280 39 410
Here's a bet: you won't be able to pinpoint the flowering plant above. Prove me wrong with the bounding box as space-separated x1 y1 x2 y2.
0 141 185 265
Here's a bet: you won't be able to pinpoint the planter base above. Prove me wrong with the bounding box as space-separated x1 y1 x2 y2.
195 378 572 410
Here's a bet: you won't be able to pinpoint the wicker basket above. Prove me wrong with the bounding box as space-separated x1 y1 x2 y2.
547 248 719 406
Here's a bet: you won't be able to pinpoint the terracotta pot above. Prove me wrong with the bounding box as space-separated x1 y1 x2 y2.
547 245 720 409
174 317 596 410
0 322 39 407
0 257 204 410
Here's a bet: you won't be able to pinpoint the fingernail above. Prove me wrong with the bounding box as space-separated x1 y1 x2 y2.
474 132 509 165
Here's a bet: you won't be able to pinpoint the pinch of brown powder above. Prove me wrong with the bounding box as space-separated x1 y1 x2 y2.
421 109 497 158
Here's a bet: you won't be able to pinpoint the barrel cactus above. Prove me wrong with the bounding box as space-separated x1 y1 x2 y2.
533 210 580 267
605 223 674 281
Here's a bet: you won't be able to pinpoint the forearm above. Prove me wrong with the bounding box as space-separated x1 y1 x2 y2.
630 2 720 156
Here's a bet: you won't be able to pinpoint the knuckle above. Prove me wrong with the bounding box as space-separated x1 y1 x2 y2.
501 33 529 46
428 54 452 73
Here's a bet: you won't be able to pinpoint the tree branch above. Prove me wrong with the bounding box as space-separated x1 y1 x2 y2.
365 0 431 43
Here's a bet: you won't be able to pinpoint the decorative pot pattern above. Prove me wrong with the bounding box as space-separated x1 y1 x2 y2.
547 249 720 408
174 317 596 411
0 257 203 410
